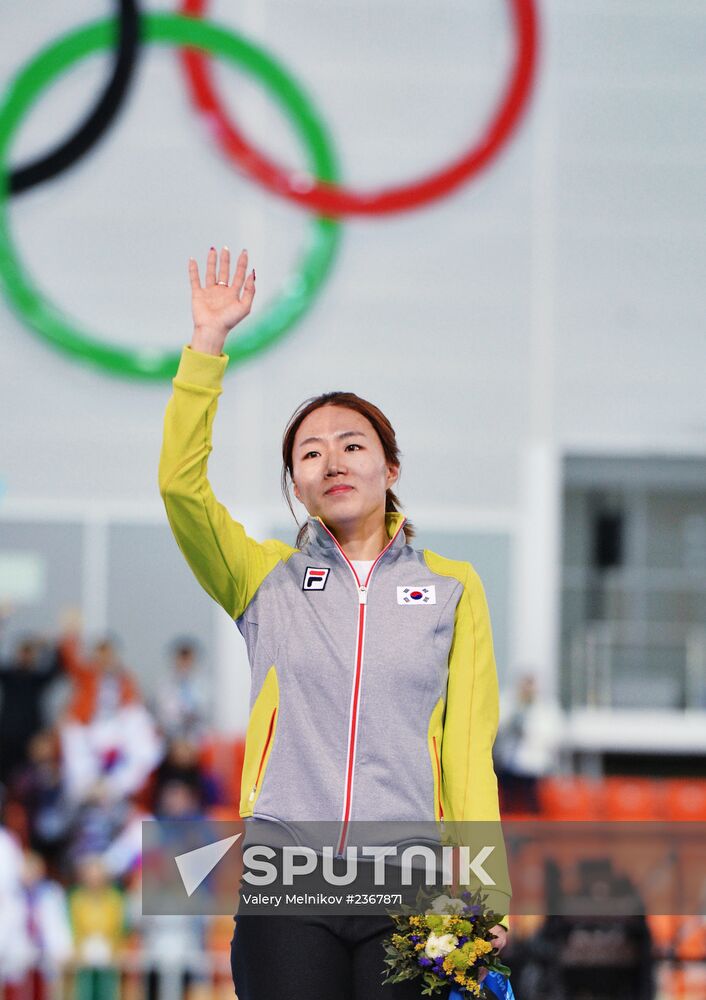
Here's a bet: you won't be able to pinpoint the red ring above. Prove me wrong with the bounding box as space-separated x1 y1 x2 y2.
178 0 538 217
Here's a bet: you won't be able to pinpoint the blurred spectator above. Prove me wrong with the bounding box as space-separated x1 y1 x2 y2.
538 909 654 998
152 737 222 812
60 699 163 806
66 783 131 874
68 854 125 1000
126 870 208 1000
494 672 564 814
0 819 24 895
0 823 35 987
57 620 163 805
9 729 72 872
17 849 73 996
101 801 152 881
133 781 220 1000
155 778 206 823
0 636 64 787
155 638 210 743
58 630 141 726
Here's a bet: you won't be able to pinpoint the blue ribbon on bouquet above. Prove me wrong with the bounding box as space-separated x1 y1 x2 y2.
449 970 516 999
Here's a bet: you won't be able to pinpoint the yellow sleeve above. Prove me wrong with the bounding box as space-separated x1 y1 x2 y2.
158 346 296 619
442 564 501 824
440 561 511 929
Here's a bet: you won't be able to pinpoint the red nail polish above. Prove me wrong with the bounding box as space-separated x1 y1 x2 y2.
253 269 256 280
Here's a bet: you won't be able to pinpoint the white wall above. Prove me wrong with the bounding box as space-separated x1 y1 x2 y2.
1 0 704 704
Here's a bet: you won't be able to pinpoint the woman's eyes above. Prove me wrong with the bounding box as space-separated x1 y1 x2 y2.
303 444 362 459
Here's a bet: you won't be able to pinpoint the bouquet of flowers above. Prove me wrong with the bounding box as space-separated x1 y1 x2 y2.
382 888 514 999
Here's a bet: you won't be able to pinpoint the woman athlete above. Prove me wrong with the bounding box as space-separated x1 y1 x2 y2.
159 247 510 999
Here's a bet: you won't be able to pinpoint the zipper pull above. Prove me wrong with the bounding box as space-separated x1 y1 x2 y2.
249 784 257 802
358 585 368 605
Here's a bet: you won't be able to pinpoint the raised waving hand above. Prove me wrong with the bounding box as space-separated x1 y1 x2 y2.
189 246 256 356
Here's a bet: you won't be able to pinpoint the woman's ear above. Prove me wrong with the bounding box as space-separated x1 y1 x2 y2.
386 464 400 490
292 479 301 502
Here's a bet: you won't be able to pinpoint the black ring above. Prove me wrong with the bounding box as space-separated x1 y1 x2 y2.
9 0 140 195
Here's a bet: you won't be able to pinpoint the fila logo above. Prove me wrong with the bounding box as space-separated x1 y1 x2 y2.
397 586 436 605
303 566 330 591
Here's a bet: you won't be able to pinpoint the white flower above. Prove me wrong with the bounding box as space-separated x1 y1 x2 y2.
425 932 459 959
428 894 465 915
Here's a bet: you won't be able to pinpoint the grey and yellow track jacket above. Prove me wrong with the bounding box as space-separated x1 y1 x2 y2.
159 346 510 923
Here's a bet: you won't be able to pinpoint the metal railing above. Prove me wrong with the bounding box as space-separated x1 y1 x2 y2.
568 622 706 711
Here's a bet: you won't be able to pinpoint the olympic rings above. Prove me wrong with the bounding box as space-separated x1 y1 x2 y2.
1 6 538 377
0 14 342 379
178 0 538 217
9 0 140 195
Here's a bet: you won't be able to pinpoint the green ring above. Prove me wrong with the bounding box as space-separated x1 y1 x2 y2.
0 13 342 379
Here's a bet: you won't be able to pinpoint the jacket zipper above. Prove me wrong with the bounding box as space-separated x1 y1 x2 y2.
248 706 277 803
315 517 406 857
432 735 444 821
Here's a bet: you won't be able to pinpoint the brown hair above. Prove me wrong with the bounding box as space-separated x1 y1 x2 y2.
281 391 415 549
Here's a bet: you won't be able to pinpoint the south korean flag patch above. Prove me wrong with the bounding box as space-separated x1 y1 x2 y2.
397 585 436 605
303 566 330 591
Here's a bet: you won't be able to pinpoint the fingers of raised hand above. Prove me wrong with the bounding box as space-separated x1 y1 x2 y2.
205 246 218 286
188 257 201 290
189 246 256 318
189 248 225 290
231 249 248 294
240 268 256 312
218 247 231 286
204 246 245 289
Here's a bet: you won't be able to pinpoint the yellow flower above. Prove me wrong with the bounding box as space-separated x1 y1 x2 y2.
472 937 493 956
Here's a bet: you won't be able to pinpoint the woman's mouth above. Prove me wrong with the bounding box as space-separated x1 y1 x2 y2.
325 485 353 495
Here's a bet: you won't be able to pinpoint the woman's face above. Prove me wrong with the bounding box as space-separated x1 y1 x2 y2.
291 404 399 529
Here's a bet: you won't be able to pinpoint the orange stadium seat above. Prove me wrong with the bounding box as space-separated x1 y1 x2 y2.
601 776 663 820
663 779 706 822
537 776 602 820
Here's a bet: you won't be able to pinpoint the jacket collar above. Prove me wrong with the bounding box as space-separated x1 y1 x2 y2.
305 511 408 555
